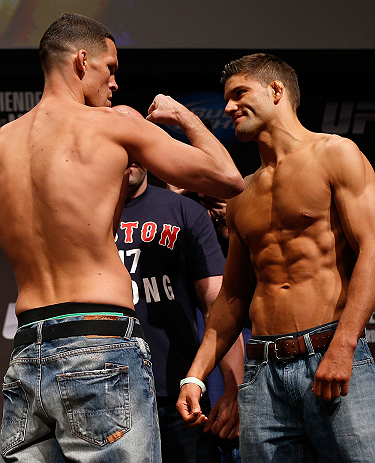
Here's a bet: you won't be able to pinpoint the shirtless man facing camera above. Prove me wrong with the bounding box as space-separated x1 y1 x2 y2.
0 13 243 463
177 53 375 463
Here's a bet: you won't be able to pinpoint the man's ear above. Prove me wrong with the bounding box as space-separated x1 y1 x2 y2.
76 49 87 78
270 80 284 105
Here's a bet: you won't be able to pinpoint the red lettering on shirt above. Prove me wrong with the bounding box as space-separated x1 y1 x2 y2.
159 224 181 250
120 222 139 243
141 222 157 242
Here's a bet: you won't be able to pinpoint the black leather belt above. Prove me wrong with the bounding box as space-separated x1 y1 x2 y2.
14 319 144 349
246 329 365 361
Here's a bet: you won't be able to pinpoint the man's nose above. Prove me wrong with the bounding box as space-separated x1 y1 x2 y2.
224 100 236 115
110 76 118 92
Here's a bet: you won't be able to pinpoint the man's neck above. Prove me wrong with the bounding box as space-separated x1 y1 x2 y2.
43 69 85 105
257 115 311 165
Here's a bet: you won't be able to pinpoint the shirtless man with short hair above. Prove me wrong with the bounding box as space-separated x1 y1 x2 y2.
0 13 244 462
177 53 375 463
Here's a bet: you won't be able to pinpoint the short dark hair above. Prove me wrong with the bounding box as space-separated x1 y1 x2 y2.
39 13 115 74
221 53 300 111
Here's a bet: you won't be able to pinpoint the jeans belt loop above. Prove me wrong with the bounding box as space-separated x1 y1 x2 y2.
124 317 134 340
303 332 315 356
262 341 272 364
36 321 43 344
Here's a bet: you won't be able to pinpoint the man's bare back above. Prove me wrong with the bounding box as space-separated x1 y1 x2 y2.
231 133 357 335
0 27 244 316
0 101 135 314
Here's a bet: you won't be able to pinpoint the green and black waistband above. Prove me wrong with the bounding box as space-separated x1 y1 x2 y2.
14 302 144 348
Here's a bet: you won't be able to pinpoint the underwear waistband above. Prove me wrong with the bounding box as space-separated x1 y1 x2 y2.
251 320 339 342
17 302 136 328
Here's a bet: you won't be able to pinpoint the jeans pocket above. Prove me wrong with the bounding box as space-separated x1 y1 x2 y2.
352 338 374 366
1 380 28 455
57 364 131 446
238 361 263 389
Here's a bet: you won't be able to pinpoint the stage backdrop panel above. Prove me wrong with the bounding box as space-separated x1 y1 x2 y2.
0 0 374 49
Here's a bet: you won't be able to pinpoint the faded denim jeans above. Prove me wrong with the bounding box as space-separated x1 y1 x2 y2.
1 316 161 462
238 323 375 462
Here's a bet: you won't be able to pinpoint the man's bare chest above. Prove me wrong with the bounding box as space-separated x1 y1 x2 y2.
233 163 332 248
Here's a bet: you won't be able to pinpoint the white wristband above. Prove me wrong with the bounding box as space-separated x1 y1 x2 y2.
180 377 206 396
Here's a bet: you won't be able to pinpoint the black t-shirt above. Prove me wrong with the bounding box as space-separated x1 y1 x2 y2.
116 185 225 397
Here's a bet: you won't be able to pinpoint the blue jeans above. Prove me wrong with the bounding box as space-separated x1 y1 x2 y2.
1 316 161 462
238 323 375 463
216 437 241 463
157 397 220 463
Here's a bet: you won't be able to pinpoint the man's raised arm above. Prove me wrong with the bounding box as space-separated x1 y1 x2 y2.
122 95 245 198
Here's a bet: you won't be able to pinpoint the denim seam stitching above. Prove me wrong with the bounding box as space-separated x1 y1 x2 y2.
9 341 140 365
57 368 131 446
1 381 29 454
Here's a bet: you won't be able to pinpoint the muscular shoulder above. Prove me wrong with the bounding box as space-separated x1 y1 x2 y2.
318 133 358 155
78 106 129 131
100 107 147 135
313 133 361 161
0 111 41 158
63 106 140 136
317 134 374 188
0 112 29 138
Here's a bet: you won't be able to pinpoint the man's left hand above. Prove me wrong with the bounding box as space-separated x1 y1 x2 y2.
312 340 356 401
204 391 239 439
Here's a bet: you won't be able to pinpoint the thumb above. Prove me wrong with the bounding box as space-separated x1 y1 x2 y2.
191 398 202 415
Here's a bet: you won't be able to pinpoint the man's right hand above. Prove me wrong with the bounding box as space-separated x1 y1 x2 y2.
176 383 208 428
146 94 192 126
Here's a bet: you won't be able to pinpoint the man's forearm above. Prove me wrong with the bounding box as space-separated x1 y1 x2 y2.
313 244 375 400
146 95 244 198
186 301 245 382
217 334 244 391
335 245 375 344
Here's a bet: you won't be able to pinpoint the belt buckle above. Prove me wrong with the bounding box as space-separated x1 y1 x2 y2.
274 335 295 360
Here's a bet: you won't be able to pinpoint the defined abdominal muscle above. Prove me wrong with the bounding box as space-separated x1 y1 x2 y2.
250 269 346 335
249 237 348 334
254 233 335 282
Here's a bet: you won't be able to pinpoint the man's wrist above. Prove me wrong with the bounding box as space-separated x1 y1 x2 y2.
180 377 206 396
178 110 204 131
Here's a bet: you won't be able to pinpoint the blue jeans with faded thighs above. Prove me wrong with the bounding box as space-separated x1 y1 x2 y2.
1 312 161 462
238 322 375 463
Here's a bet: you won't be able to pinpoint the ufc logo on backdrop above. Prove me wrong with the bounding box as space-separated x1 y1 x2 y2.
322 101 375 135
